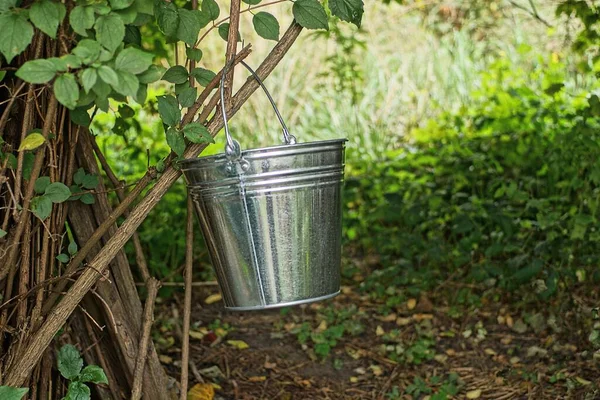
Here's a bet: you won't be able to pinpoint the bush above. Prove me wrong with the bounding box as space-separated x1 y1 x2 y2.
345 53 600 297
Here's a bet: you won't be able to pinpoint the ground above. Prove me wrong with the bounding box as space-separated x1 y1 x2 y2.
155 283 600 400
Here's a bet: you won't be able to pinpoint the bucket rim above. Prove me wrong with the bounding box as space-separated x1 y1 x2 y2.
177 138 347 169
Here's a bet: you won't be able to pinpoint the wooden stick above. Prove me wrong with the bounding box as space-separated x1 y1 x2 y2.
131 278 160 400
3 21 304 387
180 196 194 400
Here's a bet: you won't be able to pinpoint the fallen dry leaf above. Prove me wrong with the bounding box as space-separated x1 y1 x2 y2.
375 325 385 336
187 383 215 400
413 313 433 321
466 389 482 399
349 376 359 383
576 376 592 385
227 340 249 350
396 317 411 326
369 365 383 376
316 320 328 332
204 293 222 304
248 376 266 382
484 348 497 356
407 298 417 310
377 313 397 322
159 355 173 364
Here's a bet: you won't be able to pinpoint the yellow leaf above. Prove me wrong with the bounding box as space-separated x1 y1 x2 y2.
159 355 173 364
407 298 417 310
576 376 592 386
18 132 45 151
466 389 482 399
248 376 266 382
187 383 215 400
349 376 358 383
189 330 207 340
375 325 385 336
227 340 249 350
204 293 222 304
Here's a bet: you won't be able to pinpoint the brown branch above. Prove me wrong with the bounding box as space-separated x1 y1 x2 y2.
41 169 157 314
180 196 194 400
0 82 27 138
224 0 242 110
182 45 252 125
90 137 151 283
3 20 304 387
131 278 160 400
0 96 58 281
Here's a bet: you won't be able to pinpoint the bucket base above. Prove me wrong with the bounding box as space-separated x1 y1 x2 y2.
224 291 340 311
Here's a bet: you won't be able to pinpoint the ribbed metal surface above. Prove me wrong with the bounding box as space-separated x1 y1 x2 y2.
180 139 346 310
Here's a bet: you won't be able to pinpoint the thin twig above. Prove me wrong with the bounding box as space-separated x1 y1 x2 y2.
131 278 160 400
180 196 194 400
508 0 551 27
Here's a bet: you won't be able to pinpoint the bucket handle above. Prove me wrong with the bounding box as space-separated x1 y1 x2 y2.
220 59 296 162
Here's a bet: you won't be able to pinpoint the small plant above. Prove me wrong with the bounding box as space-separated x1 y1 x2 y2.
57 344 108 400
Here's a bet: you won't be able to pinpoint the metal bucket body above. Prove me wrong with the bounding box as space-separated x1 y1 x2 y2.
180 139 346 310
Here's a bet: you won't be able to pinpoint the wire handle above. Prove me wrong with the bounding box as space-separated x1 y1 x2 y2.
220 59 296 161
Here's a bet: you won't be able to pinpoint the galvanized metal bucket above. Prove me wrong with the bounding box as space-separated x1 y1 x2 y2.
179 61 346 310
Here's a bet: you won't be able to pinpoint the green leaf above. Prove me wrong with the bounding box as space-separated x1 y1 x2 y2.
80 193 95 204
70 5 95 36
97 65 119 87
292 0 328 30
134 84 147 104
218 23 241 42
57 344 83 380
155 0 179 37
71 107 91 127
178 86 196 108
157 95 181 126
56 253 70 263
45 182 71 203
16 59 57 84
114 47 154 74
124 25 142 46
242 0 261 5
65 381 90 400
163 65 189 84
119 104 135 118
0 386 28 400
54 73 80 110
202 0 219 20
73 168 85 185
186 47 202 62
0 14 34 63
190 67 216 86
253 12 279 41
30 0 66 39
34 176 51 194
80 68 97 93
18 132 45 151
47 57 68 72
329 0 364 27
177 8 201 45
72 39 102 64
81 174 98 189
61 55 82 69
138 65 165 84
0 0 18 12
95 13 125 52
68 241 78 255
0 71 6 82
31 196 52 220
183 122 213 144
110 0 134 10
0 229 6 239
114 71 139 97
79 365 108 384
166 127 185 156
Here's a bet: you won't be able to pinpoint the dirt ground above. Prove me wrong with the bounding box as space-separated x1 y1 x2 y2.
155 284 600 400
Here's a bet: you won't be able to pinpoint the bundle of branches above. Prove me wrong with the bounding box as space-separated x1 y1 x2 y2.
0 0 364 398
